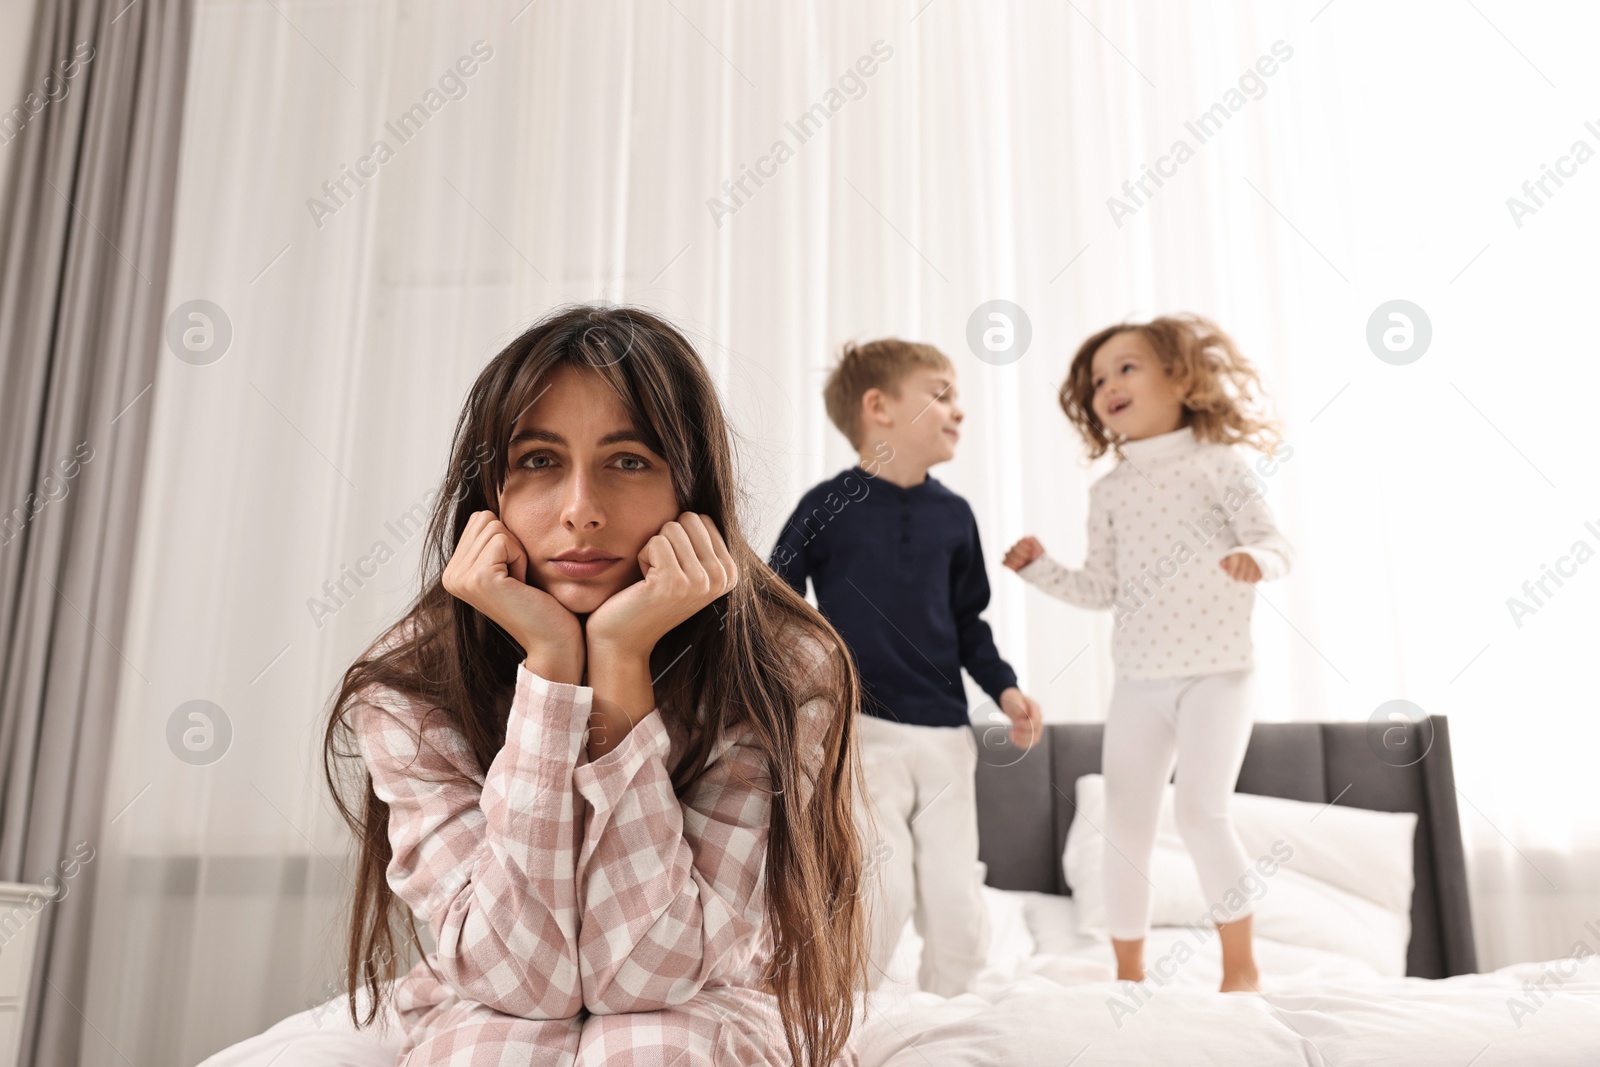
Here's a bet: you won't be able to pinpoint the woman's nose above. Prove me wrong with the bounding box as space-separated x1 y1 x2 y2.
560 472 604 530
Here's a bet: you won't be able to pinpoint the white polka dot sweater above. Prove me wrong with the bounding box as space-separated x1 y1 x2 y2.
1017 425 1293 680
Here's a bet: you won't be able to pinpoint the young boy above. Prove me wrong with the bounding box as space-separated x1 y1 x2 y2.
769 338 1042 997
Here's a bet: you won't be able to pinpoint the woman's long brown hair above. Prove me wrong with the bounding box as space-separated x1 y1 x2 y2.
322 305 868 1065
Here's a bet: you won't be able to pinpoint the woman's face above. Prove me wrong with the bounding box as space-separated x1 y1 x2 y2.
497 364 680 615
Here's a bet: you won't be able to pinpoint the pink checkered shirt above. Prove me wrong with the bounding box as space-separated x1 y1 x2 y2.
355 634 854 1066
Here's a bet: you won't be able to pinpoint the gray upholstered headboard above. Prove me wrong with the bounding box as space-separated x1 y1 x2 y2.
971 715 1477 978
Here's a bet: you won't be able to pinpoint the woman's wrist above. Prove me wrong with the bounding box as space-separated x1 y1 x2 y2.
585 630 655 665
521 655 582 686
520 634 584 686
583 638 656 760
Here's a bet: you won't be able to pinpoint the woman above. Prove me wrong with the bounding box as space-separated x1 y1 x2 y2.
323 305 868 1065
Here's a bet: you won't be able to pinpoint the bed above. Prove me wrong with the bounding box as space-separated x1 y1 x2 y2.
199 715 1600 1066
971 713 1478 978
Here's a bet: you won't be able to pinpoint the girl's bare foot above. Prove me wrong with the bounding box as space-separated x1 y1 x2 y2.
1219 966 1260 993
1111 936 1146 983
1217 914 1260 993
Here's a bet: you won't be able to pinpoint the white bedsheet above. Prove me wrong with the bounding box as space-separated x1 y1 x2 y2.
198 891 1600 1066
859 959 1600 1066
859 890 1600 1065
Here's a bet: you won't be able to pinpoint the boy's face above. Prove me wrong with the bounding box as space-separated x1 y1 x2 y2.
864 365 963 466
1090 331 1186 441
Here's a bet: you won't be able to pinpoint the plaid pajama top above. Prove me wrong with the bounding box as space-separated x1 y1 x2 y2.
355 634 849 1066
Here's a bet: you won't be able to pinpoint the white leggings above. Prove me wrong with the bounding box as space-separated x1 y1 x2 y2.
1101 668 1258 941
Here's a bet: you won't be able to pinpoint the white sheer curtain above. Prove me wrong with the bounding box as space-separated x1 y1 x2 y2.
79 1 1600 1064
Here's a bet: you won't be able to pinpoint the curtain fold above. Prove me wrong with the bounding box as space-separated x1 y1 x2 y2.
0 0 194 1066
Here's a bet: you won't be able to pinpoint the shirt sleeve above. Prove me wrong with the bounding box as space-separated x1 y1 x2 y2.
1213 447 1293 582
354 665 589 1021
767 494 814 598
569 639 837 1015
1016 478 1119 609
950 510 1020 702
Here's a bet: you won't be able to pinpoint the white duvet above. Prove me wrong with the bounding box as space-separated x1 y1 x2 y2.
859 961 1600 1066
857 890 1600 1065
201 889 1600 1066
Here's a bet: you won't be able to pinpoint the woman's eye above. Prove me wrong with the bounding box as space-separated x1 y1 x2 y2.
518 451 555 470
614 454 650 472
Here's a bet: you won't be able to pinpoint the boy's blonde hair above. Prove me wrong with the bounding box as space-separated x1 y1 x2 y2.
823 338 952 449
1059 313 1282 459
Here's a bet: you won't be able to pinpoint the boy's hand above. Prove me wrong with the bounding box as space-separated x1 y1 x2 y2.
998 687 1043 749
1002 536 1045 572
1220 552 1262 584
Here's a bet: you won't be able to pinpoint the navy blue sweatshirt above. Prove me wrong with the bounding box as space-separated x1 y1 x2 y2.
769 466 1019 728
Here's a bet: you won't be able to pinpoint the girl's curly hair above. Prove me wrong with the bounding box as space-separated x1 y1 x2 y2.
1059 313 1283 460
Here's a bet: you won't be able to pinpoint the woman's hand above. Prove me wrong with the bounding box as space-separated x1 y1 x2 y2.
1003 535 1045 572
585 512 739 660
582 513 738 760
442 510 585 684
1219 552 1262 584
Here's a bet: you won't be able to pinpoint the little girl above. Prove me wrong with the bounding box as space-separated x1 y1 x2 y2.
1002 313 1292 994
323 306 867 1065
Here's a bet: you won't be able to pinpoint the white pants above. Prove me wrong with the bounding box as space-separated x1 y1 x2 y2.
855 714 990 997
1102 668 1258 941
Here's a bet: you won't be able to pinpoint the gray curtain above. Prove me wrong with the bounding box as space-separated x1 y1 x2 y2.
0 0 193 1064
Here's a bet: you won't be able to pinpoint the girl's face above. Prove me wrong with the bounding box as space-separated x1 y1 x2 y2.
497 364 680 615
1089 331 1187 441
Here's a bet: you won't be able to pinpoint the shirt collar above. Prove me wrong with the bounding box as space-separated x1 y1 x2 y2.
851 465 931 494
1118 424 1198 461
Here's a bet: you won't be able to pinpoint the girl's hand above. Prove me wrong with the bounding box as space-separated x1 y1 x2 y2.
585 512 739 659
1220 552 1263 584
442 510 585 683
1003 535 1046 572
999 687 1044 749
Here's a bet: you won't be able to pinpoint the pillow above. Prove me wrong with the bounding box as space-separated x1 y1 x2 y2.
1235 866 1411 975
1062 774 1416 975
1230 789 1416 914
1021 891 1095 957
1019 889 1392 982
980 880 1037 974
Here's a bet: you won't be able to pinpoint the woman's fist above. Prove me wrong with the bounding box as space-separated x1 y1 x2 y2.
1003 535 1046 572
585 512 738 657
442 511 584 682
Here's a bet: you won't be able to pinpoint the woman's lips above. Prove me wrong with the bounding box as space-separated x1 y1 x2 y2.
550 557 621 578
